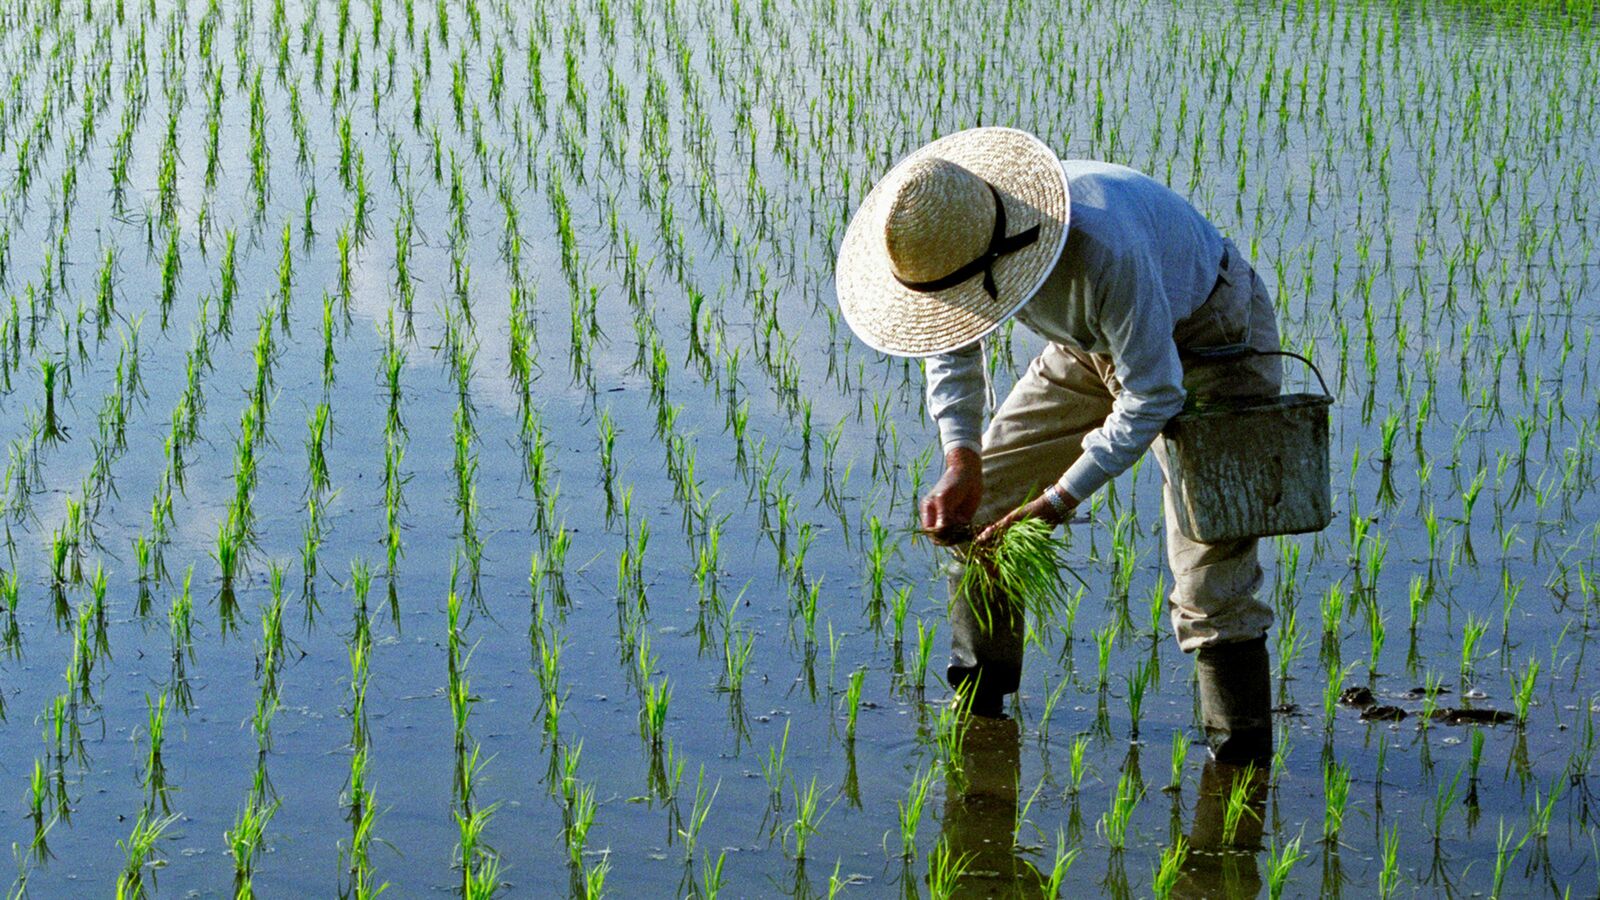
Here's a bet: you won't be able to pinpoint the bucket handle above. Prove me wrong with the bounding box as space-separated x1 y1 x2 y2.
1184 346 1332 398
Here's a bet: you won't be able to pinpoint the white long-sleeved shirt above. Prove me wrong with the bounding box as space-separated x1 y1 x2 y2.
925 160 1226 503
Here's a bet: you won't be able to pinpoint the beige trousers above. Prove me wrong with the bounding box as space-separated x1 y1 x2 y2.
956 241 1282 674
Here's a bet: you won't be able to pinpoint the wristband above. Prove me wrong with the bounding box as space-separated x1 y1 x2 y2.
1041 485 1073 519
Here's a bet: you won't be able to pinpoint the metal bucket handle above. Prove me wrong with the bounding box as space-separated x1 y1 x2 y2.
1185 346 1332 399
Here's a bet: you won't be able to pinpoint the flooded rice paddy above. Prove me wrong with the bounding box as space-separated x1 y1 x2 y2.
0 0 1598 896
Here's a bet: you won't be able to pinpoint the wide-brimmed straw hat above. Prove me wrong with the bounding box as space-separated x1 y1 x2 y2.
835 127 1071 357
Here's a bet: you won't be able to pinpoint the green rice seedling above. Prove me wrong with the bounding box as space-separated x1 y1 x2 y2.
39 358 64 441
933 689 975 791
1430 769 1463 845
1144 573 1168 636
1097 768 1142 851
1220 764 1261 845
1525 780 1560 841
700 849 726 899
926 835 971 900
1068 735 1090 794
1407 575 1430 638
142 692 170 811
1322 662 1354 732
843 667 865 742
321 293 337 390
457 802 502 898
27 757 48 831
1150 836 1187 900
1165 731 1189 793
1125 657 1153 740
1458 469 1486 567
788 775 832 861
1012 779 1045 851
563 783 596 868
915 614 934 685
678 766 718 862
799 581 822 649
1377 823 1402 897
94 246 116 340
157 227 180 328
1094 622 1118 691
888 585 912 649
450 667 476 756
1275 604 1304 684
721 627 755 694
306 403 332 494
49 527 71 588
579 856 608 900
825 859 847 899
114 808 179 899
640 677 670 749
1264 831 1306 900
68 603 96 705
1319 581 1346 650
1511 659 1538 725
1489 819 1529 899
345 750 380 881
1365 599 1386 677
534 632 565 739
1461 614 1490 681
226 792 279 896
1 571 18 654
1042 827 1079 897
1498 571 1523 648
1322 761 1351 844
1037 676 1069 745
761 721 791 807
894 766 934 860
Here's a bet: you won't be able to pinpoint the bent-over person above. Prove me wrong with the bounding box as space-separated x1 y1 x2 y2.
835 127 1280 765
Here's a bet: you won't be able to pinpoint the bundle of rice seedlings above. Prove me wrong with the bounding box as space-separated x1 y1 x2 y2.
955 518 1083 632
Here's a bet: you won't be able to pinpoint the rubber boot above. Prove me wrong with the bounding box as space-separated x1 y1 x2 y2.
946 565 1024 718
1193 636 1273 765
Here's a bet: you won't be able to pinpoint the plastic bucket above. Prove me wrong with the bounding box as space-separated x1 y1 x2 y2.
1154 354 1334 543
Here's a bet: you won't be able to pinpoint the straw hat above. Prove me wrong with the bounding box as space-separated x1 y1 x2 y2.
835 127 1071 357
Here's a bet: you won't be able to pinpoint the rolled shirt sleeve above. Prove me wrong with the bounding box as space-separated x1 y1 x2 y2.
924 343 986 454
1056 245 1187 502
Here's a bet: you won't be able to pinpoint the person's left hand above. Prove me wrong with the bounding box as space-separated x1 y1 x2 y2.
974 489 1075 547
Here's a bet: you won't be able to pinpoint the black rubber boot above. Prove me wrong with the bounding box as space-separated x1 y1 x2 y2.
1194 636 1274 766
946 566 1023 718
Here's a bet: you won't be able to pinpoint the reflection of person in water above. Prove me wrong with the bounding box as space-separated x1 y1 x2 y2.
1173 761 1267 898
939 716 1046 898
937 716 1270 898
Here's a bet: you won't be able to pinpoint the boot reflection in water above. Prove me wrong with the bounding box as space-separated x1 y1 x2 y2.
938 715 1045 899
1173 760 1268 899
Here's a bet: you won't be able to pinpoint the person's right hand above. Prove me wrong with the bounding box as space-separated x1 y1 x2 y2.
920 447 983 545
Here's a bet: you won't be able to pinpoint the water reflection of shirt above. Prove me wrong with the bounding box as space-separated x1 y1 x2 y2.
924 159 1226 503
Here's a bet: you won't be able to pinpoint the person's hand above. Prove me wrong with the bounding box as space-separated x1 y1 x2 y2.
920 448 982 545
974 487 1076 547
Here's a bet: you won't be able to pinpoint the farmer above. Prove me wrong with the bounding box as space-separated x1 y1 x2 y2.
835 127 1281 765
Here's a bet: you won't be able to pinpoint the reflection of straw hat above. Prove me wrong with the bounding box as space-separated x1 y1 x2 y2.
836 127 1071 357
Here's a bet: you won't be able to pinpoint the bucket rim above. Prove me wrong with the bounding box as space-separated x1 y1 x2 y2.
1171 392 1333 419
